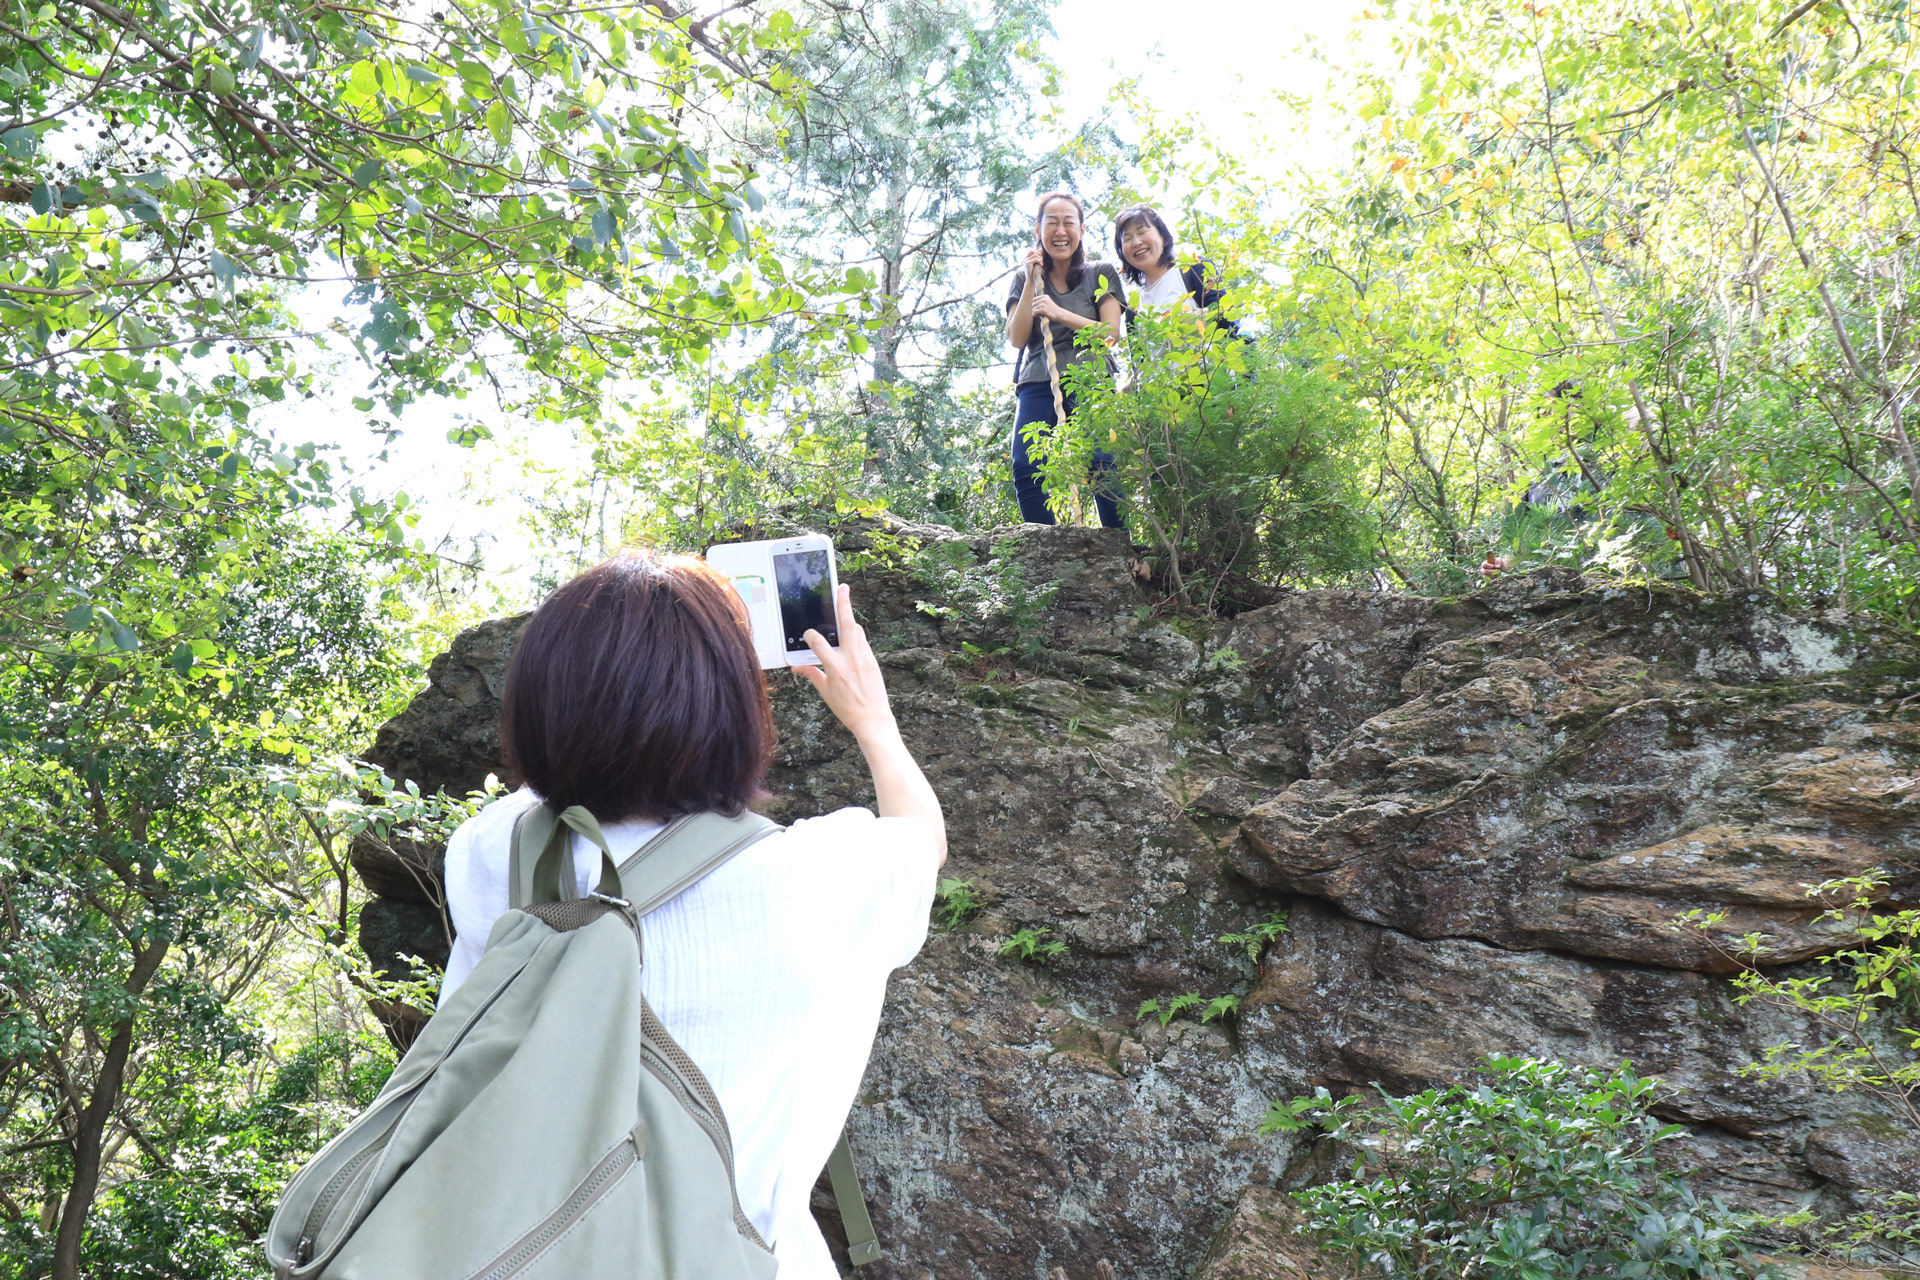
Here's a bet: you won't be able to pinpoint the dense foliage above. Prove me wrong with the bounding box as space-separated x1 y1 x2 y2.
1263 1057 1777 1280
506 0 1079 577
1686 870 1920 1267
0 0 808 1274
1050 315 1378 605
1236 0 1920 614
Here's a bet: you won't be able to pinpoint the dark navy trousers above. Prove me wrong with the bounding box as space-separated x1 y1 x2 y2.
1009 382 1124 529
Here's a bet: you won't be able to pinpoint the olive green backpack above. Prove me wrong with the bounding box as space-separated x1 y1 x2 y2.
265 802 881 1279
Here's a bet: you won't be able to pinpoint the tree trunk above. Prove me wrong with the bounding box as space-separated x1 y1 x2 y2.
51 936 168 1280
871 174 910 387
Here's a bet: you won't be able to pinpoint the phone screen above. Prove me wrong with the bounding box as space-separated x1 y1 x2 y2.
774 549 838 653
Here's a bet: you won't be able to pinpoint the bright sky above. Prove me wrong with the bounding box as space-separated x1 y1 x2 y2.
267 0 1379 601
1049 0 1375 178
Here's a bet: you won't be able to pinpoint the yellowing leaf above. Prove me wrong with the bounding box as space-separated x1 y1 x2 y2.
1603 230 1620 250
346 59 379 106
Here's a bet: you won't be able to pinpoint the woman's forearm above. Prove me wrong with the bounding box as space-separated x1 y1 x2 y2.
855 719 948 865
1048 310 1102 333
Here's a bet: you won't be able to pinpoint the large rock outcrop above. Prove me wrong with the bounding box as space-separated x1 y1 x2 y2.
359 523 1920 1279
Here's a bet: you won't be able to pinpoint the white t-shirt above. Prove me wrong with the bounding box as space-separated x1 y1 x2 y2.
440 787 940 1280
1136 267 1192 309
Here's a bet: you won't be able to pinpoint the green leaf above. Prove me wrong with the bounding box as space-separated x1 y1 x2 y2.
486 99 512 146
365 300 407 350
351 158 381 189
110 621 138 651
62 603 93 630
170 641 195 675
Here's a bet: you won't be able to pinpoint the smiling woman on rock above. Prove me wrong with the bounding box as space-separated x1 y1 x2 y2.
1112 203 1237 336
1003 190 1127 528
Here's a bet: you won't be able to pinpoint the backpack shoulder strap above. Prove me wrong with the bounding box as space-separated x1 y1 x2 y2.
509 801 624 910
1182 261 1214 303
507 802 550 911
617 810 783 917
613 808 885 1267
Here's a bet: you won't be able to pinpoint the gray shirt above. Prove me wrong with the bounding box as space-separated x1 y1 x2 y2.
1005 261 1125 386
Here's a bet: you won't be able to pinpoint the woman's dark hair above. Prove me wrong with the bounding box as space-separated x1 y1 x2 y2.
1033 190 1088 290
500 550 773 823
1113 204 1176 285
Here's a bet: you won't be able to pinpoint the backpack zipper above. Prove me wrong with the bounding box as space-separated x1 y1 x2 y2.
467 1130 640 1280
297 1127 391 1258
639 1042 766 1248
287 943 535 1273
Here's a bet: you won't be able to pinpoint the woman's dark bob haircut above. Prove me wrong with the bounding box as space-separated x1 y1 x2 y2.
501 550 773 823
1113 204 1176 285
1033 189 1088 290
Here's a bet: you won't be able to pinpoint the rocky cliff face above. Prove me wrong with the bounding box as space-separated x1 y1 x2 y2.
358 523 1920 1280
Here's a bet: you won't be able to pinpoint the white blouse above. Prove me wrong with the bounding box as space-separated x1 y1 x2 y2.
440 787 940 1280
1136 267 1193 309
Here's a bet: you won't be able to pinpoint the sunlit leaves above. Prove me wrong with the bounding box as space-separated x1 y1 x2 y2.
1194 0 1920 614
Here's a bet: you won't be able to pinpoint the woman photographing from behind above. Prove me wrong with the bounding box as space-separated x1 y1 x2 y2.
438 551 945 1280
1004 190 1127 527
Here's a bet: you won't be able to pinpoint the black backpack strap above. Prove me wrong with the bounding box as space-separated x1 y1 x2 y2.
1184 261 1243 338
1181 261 1219 308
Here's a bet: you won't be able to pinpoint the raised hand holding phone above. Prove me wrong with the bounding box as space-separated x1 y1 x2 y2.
706 533 839 668
793 584 947 864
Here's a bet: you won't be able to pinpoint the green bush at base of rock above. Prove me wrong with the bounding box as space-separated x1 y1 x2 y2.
1262 1056 1780 1279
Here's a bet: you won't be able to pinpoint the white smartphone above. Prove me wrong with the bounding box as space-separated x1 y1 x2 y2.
705 533 840 669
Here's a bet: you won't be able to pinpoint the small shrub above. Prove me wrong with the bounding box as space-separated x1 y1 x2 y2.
999 927 1066 964
1051 320 1378 606
1681 870 1918 1133
1793 1191 1920 1267
1220 910 1289 962
1681 869 1919 1265
933 877 980 930
1261 1056 1778 1280
1136 992 1240 1026
911 536 1057 656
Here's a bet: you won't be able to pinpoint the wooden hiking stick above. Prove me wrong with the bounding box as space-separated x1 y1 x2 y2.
1029 261 1084 524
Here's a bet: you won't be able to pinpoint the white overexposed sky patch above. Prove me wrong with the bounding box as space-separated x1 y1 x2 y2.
261 0 1382 602
1048 0 1376 181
